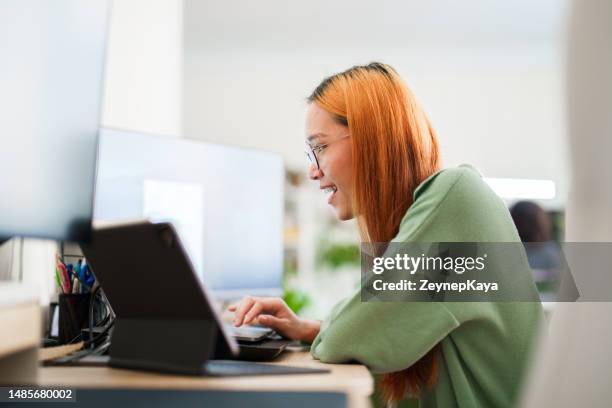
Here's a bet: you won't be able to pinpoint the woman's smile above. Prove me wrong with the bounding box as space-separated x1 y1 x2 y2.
321 184 337 204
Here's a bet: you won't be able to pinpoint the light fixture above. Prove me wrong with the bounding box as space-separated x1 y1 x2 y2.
483 178 556 200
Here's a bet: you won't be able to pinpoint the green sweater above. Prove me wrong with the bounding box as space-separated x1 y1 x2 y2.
310 165 545 408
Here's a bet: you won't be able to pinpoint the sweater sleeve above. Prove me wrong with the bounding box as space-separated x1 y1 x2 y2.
310 293 460 373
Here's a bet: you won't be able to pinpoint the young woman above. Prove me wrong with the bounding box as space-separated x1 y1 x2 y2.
230 63 544 407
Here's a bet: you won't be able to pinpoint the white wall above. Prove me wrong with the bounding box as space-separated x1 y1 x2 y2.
184 46 568 208
183 1 568 208
102 0 183 137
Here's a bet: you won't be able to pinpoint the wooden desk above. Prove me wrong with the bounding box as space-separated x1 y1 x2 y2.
38 351 374 408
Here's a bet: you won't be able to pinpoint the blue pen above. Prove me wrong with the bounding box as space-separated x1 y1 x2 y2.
66 263 73 281
81 263 95 288
77 260 85 282
74 259 81 279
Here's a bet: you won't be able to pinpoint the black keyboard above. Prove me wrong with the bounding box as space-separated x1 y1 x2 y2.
203 360 330 376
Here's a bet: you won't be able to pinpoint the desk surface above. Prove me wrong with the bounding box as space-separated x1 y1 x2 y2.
39 351 374 407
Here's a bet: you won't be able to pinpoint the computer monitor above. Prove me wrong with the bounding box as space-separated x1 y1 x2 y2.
0 1 109 243
94 128 284 299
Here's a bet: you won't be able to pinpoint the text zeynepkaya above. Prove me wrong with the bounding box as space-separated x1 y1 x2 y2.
370 253 499 293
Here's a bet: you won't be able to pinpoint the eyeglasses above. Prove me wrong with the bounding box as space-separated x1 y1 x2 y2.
304 134 350 169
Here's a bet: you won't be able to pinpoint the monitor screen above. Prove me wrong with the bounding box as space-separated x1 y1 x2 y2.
0 1 109 242
94 128 284 298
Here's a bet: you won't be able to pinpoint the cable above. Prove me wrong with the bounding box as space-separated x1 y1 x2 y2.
83 319 114 349
87 285 114 349
46 337 112 366
60 313 113 348
88 285 100 348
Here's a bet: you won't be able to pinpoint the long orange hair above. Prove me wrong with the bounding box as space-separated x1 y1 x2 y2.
308 62 442 402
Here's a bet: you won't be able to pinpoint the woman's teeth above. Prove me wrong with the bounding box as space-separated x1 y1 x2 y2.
323 186 337 194
323 186 337 204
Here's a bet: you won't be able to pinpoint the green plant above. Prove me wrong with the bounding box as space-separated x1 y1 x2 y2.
283 287 310 314
317 243 360 269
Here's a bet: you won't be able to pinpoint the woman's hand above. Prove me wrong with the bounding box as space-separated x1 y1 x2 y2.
228 296 320 343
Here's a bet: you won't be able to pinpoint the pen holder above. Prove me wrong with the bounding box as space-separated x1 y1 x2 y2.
58 293 92 344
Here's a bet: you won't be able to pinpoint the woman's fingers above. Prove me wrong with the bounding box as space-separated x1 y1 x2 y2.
229 296 304 340
258 315 286 332
253 297 286 316
243 301 264 325
232 296 289 326
233 296 256 326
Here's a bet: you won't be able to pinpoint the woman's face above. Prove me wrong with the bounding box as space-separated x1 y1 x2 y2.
305 102 354 220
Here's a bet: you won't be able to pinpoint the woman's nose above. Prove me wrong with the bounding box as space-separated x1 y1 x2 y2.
308 163 323 180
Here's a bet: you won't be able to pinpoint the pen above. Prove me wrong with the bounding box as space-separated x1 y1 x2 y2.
57 261 71 294
54 266 63 293
72 277 80 294
81 263 95 288
74 259 82 281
